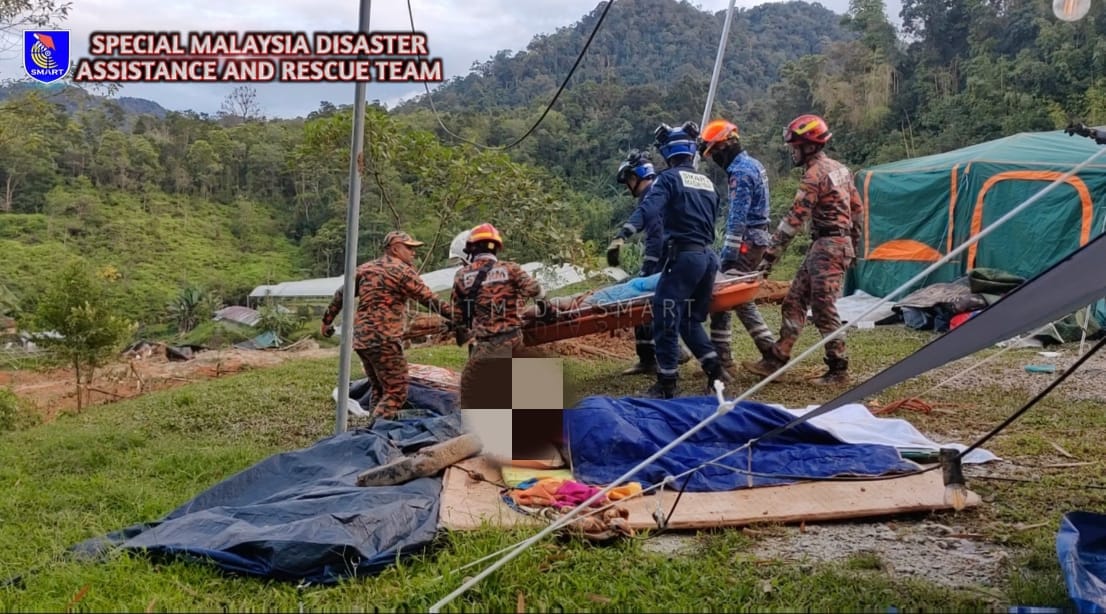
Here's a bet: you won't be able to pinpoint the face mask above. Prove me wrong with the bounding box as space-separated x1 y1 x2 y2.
789 145 805 167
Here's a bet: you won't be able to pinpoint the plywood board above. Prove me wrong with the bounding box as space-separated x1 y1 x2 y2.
438 456 981 531
439 457 544 530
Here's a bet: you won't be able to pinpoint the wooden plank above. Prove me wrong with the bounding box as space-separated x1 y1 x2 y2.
439 458 543 530
438 456 981 531
617 469 979 530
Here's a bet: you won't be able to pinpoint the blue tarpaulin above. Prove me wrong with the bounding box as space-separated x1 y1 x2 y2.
1057 511 1106 613
565 395 921 492
67 386 928 584
70 380 464 585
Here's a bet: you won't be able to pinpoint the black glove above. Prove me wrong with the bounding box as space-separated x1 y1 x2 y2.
454 326 469 347
758 249 779 275
535 298 556 323
606 238 624 267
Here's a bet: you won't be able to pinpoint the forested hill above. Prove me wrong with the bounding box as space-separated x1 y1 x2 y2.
3 0 1106 334
397 0 853 113
392 0 857 183
394 0 1106 183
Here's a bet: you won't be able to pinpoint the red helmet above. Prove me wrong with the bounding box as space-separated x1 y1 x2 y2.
784 114 832 145
698 119 740 157
467 223 503 250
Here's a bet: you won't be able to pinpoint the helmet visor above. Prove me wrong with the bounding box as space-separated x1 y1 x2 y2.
616 162 631 184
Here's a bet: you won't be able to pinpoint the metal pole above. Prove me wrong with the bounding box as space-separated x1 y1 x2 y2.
335 0 372 436
694 0 737 170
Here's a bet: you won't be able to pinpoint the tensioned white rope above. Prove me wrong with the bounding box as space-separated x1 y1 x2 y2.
426 149 1106 612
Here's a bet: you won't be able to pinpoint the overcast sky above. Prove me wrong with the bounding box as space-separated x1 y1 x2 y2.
0 0 903 119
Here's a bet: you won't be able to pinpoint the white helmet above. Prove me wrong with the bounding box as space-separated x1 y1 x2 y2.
448 229 472 265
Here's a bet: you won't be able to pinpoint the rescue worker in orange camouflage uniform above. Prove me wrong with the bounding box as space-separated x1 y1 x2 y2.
743 114 864 386
450 223 546 407
320 231 453 419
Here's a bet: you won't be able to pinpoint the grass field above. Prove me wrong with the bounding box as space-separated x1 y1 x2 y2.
2 281 1105 611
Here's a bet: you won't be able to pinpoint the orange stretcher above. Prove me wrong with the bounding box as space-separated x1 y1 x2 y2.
521 271 762 346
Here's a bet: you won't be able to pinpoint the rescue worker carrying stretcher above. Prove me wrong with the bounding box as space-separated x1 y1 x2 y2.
320 230 453 419
607 150 692 375
451 223 546 409
744 114 864 386
698 118 778 379
635 121 727 399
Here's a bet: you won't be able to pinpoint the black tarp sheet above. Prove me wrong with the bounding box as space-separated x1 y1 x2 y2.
70 379 465 585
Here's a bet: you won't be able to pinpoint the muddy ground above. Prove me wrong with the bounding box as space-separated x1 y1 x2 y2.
0 340 339 421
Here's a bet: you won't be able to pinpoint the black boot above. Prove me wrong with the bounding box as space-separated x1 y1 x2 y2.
702 357 730 394
621 360 657 375
645 375 678 399
811 357 850 386
713 341 738 381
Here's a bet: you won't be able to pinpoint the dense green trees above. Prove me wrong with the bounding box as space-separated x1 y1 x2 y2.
0 0 1101 331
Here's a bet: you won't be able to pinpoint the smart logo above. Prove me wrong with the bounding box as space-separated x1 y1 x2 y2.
24 30 70 83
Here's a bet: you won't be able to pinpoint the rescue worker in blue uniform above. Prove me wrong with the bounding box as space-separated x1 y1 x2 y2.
608 150 663 374
698 119 778 378
635 121 727 398
607 150 692 375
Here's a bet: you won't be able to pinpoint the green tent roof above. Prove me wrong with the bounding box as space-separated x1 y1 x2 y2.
864 129 1106 173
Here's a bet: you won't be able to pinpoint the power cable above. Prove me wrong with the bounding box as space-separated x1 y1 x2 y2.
405 0 614 151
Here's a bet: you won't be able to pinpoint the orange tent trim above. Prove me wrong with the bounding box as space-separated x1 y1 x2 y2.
967 171 1093 270
867 239 943 262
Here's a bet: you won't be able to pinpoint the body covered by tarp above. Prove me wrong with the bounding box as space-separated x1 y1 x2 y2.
848 130 1106 317
564 395 920 492
70 381 465 585
1057 511 1106 613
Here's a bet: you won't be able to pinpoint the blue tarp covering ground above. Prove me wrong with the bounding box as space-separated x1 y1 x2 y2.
65 386 928 584
69 380 465 586
565 395 921 492
1057 511 1106 613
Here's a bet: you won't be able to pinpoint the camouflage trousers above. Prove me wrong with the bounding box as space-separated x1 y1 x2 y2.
460 329 523 410
355 338 408 418
774 237 854 362
709 243 777 364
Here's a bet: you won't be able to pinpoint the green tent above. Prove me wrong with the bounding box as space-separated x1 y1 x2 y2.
846 130 1106 302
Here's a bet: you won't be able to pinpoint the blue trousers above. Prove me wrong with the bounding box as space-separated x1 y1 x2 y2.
651 249 719 377
634 258 660 363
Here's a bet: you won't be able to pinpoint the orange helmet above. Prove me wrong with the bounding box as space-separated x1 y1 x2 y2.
698 119 740 157
467 223 503 250
784 114 832 145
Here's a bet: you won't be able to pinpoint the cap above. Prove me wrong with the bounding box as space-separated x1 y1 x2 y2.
383 231 425 247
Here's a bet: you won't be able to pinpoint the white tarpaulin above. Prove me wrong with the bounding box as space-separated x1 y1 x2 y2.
773 402 1000 465
250 262 589 299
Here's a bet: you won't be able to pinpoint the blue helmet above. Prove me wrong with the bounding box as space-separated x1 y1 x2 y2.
616 149 656 184
654 121 700 161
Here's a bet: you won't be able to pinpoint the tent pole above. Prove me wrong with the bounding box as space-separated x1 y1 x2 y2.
694 0 737 170
1079 219 1106 354
335 0 372 436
